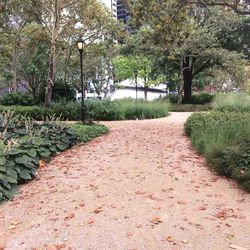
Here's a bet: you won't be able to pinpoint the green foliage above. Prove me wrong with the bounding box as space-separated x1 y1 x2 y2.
170 104 212 112
184 111 250 191
213 93 250 112
0 99 170 121
87 99 169 121
0 110 108 202
192 93 214 105
117 99 170 120
112 55 166 90
0 92 34 106
87 99 123 121
0 111 77 202
70 124 108 143
38 78 76 103
168 93 214 104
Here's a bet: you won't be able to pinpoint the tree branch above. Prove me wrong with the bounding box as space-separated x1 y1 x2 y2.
181 0 250 15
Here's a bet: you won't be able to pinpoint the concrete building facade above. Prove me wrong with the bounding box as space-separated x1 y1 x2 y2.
100 0 117 18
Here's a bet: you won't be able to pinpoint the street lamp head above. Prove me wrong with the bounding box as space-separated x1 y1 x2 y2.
134 70 138 78
77 40 85 51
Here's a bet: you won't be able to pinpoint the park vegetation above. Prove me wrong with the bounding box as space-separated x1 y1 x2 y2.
185 94 250 191
0 98 170 121
0 0 249 106
0 110 108 203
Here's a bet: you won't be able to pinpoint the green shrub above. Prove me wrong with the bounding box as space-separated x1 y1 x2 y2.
116 99 169 120
170 104 212 112
169 95 178 104
184 111 250 191
71 123 108 143
191 92 214 105
0 92 34 106
0 111 108 203
0 98 169 121
213 93 250 112
87 99 124 121
168 93 214 104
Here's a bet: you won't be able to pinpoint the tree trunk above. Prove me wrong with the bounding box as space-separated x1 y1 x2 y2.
178 58 183 104
12 68 17 92
182 56 192 104
144 87 148 100
45 41 56 105
44 0 61 105
12 44 18 92
62 49 71 86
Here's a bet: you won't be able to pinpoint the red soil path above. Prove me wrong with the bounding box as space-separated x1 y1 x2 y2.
0 113 249 250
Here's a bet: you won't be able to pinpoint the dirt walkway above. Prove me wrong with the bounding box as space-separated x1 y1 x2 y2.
0 113 249 250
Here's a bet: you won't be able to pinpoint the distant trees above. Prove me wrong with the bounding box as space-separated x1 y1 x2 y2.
0 0 122 104
128 0 249 103
181 0 250 15
113 55 165 99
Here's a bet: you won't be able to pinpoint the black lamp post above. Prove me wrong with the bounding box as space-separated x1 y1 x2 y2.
77 40 85 123
134 70 138 101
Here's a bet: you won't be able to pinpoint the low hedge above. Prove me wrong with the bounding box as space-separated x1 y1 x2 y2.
0 99 170 121
0 111 108 203
184 112 250 192
71 123 108 142
169 92 214 104
170 104 212 112
0 92 35 106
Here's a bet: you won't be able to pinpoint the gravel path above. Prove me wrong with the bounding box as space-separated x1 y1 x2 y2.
0 112 249 250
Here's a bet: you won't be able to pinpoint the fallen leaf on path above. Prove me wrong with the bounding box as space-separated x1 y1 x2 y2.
8 225 16 230
38 160 46 169
93 206 103 214
11 220 22 226
64 213 75 221
148 194 163 201
79 202 85 207
135 190 146 195
226 234 234 240
87 219 94 224
229 244 248 250
165 236 175 242
215 209 227 219
181 239 189 244
150 216 162 225
198 205 207 211
177 200 186 205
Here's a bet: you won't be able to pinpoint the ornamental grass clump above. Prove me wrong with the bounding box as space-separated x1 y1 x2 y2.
184 111 250 192
213 93 250 112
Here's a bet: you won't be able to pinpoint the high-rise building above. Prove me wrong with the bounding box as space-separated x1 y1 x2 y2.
100 0 117 18
117 0 130 24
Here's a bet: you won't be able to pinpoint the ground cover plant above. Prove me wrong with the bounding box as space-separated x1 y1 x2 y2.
0 111 108 203
0 98 170 121
185 111 250 191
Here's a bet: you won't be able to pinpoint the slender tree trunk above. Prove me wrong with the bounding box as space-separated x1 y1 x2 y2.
62 49 71 86
11 44 18 92
178 58 183 104
144 87 148 100
182 56 192 104
11 68 17 92
44 0 61 105
45 41 56 105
